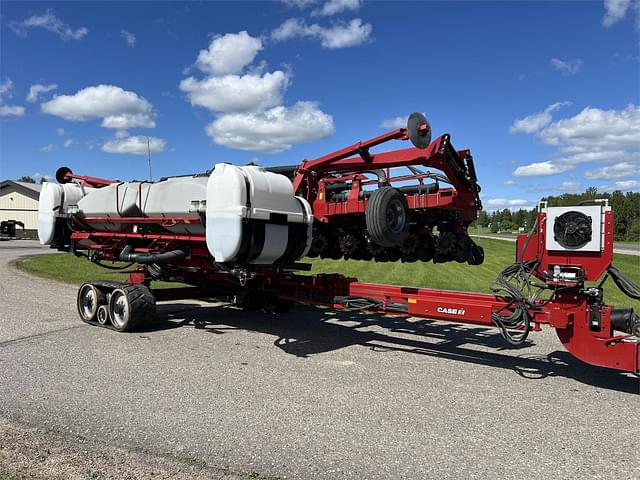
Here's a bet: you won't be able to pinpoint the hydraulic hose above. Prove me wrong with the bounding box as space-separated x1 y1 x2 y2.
119 245 186 265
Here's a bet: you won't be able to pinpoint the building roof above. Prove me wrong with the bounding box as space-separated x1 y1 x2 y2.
0 180 42 199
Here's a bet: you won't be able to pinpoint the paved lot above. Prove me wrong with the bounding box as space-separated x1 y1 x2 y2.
0 241 638 479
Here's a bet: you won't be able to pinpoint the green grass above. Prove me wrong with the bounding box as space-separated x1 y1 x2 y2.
303 238 640 312
15 253 179 289
15 239 640 311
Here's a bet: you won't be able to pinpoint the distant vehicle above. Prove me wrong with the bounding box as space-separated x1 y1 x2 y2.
0 219 25 239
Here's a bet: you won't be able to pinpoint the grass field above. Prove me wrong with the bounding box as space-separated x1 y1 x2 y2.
16 238 640 311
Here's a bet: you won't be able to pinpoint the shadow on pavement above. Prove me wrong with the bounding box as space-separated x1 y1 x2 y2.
146 302 639 394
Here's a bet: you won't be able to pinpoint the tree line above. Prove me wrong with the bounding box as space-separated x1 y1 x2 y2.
474 187 640 241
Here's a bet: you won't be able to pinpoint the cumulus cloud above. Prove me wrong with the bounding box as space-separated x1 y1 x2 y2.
598 180 640 192
509 102 570 134
180 71 289 113
0 105 25 117
280 0 320 8
484 198 533 211
271 18 372 48
550 58 583 75
206 101 334 153
0 78 25 117
195 31 263 76
602 0 639 28
63 139 75 148
513 161 574 177
312 0 361 16
26 83 58 102
102 134 166 156
9 10 88 41
121 29 136 47
41 85 156 128
511 104 640 178
56 128 65 136
584 161 640 179
538 104 640 150
181 31 334 153
379 116 406 129
39 143 56 153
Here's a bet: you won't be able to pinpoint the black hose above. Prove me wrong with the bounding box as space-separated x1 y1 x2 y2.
607 266 640 300
119 245 186 265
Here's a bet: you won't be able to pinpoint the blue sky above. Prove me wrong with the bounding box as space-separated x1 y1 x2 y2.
0 0 638 210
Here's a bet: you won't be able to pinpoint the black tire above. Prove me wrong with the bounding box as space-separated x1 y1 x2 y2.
366 187 409 247
108 284 155 332
77 283 106 323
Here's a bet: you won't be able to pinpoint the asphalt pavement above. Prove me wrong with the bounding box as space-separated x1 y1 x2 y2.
1 240 638 479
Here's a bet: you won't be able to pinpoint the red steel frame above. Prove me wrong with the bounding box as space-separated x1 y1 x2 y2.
60 128 638 374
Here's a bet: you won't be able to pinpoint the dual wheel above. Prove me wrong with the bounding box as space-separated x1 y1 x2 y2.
77 282 155 332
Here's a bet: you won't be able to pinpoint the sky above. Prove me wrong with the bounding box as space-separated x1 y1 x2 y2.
0 0 638 211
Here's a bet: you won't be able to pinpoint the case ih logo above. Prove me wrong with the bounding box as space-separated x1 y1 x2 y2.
437 307 466 316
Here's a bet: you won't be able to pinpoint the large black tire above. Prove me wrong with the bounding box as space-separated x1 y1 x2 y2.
366 187 410 247
108 284 155 332
77 283 106 323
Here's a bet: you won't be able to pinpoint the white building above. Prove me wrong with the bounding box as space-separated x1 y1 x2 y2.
0 181 41 239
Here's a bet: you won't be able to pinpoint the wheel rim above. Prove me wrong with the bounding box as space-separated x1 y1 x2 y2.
110 291 129 328
386 199 407 234
78 285 98 320
97 305 109 325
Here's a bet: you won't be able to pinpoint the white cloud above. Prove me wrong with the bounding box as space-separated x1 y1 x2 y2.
511 105 640 178
513 161 574 177
0 79 14 98
280 0 319 7
41 85 155 128
602 0 637 28
0 105 25 117
550 58 583 75
557 181 581 191
195 31 262 76
9 10 88 41
503 180 516 186
206 101 334 153
121 29 136 47
180 71 289 113
0 79 25 117
39 143 56 153
484 198 533 211
56 128 65 136
538 104 640 150
271 18 372 48
509 102 570 134
26 83 58 102
379 116 406 129
598 180 640 192
63 139 75 148
312 0 361 17
584 161 640 179
102 135 166 156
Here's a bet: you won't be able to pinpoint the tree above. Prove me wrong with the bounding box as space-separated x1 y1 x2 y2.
17 176 35 183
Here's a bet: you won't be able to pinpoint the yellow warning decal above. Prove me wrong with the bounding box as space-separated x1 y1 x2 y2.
408 298 417 304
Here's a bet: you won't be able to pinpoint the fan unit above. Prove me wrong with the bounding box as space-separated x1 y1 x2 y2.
545 205 603 252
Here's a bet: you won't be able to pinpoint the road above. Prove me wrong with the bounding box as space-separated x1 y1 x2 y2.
472 234 640 256
1 241 638 479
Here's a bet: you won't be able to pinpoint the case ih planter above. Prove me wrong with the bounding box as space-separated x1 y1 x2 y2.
37 114 639 374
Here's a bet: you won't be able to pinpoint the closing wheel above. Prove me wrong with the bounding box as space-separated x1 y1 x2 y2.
366 187 410 247
108 284 155 332
77 283 106 323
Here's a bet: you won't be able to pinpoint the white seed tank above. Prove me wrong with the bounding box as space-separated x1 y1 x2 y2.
38 163 313 265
